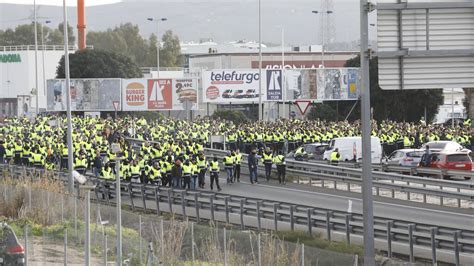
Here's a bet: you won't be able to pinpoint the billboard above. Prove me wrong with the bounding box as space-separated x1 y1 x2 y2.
286 68 360 101
266 69 283 101
377 0 474 90
202 70 264 103
122 78 198 111
46 79 121 111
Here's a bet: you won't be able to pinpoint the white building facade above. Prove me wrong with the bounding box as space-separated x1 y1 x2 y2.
0 45 67 117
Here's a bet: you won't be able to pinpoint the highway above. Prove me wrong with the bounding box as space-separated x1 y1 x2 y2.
200 175 474 231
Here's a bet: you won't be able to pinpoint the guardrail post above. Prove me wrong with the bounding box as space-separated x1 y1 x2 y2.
168 189 173 213
154 187 161 215
407 181 411 200
423 184 427 204
321 179 325 188
456 188 461 208
290 205 295 231
240 199 245 230
345 214 351 245
307 208 313 236
128 183 135 212
24 224 28 265
194 193 200 223
256 200 262 231
391 179 395 198
181 191 186 218
386 220 393 258
210 196 215 222
224 196 230 224
326 211 332 241
141 185 147 211
273 203 279 231
439 186 444 206
333 180 337 190
408 224 415 263
454 231 460 266
347 181 351 192
430 227 437 265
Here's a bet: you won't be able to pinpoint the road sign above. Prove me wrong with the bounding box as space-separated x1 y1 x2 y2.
295 100 312 115
376 0 474 90
112 101 120 111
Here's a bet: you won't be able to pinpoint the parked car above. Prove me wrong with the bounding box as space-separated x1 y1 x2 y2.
421 141 471 154
385 149 424 167
233 89 245 98
222 89 233 98
244 89 258 98
323 137 383 163
418 152 472 180
0 223 25 266
287 143 328 160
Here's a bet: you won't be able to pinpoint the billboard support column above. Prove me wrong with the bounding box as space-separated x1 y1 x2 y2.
360 0 375 265
258 0 263 121
63 0 74 193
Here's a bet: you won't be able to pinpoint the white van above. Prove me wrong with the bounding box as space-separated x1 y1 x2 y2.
323 137 383 163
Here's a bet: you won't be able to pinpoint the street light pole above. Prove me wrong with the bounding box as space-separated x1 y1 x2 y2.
41 20 51 101
360 0 375 265
34 0 39 114
62 0 74 193
312 10 333 67
258 0 263 121
147 17 167 78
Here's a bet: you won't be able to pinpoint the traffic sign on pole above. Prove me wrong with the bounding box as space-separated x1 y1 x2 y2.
295 100 312 115
113 101 120 111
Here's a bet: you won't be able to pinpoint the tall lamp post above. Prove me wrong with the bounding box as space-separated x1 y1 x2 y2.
41 20 51 100
34 0 39 114
311 9 333 67
258 0 263 121
147 17 167 78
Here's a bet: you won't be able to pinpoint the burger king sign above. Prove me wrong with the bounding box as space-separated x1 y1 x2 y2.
122 79 147 110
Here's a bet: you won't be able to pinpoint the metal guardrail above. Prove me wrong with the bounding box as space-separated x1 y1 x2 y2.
204 149 474 208
1 164 473 264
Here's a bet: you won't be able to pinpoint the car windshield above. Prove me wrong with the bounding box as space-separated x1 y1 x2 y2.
427 143 447 149
406 151 424 157
447 154 470 162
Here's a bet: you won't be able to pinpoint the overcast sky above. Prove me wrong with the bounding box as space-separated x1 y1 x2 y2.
0 0 378 45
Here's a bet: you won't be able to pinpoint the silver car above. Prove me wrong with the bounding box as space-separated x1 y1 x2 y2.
386 149 424 167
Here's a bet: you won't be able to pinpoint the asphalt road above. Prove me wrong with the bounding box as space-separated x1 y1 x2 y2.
198 174 474 231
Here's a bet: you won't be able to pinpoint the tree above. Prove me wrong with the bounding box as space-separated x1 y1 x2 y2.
56 49 143 79
307 103 340 121
344 56 443 122
86 23 183 67
159 30 184 67
212 110 248 125
0 23 75 46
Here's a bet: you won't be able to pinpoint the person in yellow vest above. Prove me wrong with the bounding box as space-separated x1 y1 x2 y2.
32 149 43 169
330 148 341 165
129 160 141 182
223 151 234 184
233 149 242 182
100 163 114 200
191 158 199 190
182 160 192 189
196 152 207 189
5 144 14 164
146 162 161 186
273 151 286 185
262 148 273 182
209 156 222 191
74 154 88 175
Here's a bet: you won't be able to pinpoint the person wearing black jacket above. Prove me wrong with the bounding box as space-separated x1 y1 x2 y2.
0 140 5 163
92 150 103 177
247 149 259 184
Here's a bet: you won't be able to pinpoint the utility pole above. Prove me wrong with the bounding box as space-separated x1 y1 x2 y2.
360 0 375 265
34 0 39 114
258 0 263 121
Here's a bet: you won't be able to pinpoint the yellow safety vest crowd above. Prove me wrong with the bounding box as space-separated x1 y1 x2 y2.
0 115 472 190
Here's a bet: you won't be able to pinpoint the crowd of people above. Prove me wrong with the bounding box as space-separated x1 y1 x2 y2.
0 114 472 191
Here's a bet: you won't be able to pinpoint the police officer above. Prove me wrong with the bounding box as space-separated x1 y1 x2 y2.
262 148 273 181
209 156 222 191
273 151 286 185
223 151 234 184
330 148 341 165
233 149 242 182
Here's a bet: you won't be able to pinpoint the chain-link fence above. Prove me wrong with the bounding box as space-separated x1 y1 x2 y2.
1 181 357 265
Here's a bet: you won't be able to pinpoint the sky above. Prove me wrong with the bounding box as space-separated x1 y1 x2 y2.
0 0 378 46
0 0 122 6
